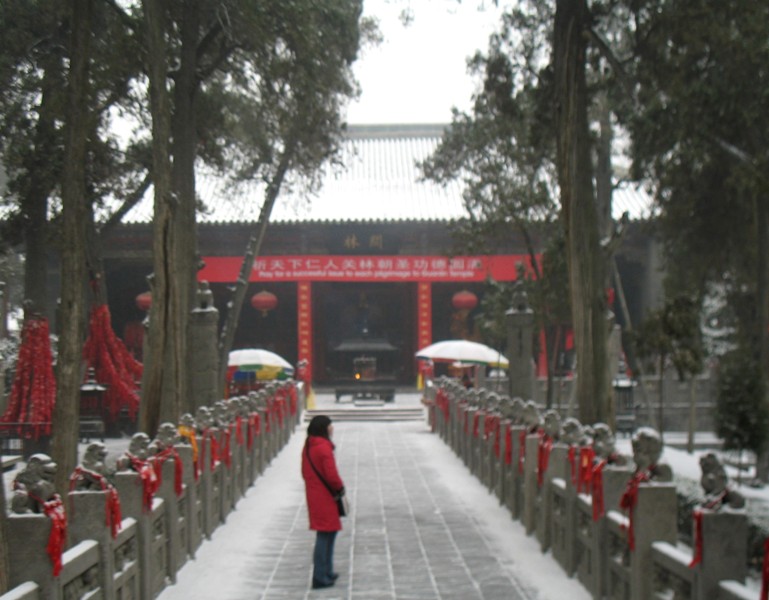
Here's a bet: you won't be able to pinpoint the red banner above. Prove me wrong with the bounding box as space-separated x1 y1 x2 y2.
417 282 432 350
297 281 313 373
199 254 534 283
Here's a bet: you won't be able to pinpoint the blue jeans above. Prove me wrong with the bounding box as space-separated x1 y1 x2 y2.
313 531 337 584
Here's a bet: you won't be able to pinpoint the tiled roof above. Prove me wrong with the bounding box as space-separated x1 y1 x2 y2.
119 123 652 225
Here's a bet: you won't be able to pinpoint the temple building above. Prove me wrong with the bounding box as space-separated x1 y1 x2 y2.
100 123 657 387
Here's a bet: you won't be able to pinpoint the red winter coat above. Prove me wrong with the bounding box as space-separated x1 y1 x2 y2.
302 436 344 532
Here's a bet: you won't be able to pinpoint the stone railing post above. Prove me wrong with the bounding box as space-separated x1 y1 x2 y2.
630 483 677 600
695 510 747 598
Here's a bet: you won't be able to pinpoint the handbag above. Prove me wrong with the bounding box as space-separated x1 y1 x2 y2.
305 443 348 517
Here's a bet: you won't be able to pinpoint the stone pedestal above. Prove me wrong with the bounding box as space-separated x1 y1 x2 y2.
69 490 118 599
177 444 202 556
506 306 534 401
695 510 747 599
523 433 540 535
630 483 677 600
6 514 56 598
507 425 525 518
538 444 569 552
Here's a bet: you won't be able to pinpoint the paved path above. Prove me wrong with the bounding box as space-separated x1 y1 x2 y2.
157 395 589 600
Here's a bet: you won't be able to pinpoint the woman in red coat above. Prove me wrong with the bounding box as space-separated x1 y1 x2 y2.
302 415 345 589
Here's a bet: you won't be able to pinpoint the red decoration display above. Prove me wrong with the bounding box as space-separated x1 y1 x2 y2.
82 304 143 421
0 316 56 438
250 290 278 316
135 291 152 311
451 289 478 311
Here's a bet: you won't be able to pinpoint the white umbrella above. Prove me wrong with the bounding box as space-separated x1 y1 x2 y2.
228 348 294 371
415 340 509 368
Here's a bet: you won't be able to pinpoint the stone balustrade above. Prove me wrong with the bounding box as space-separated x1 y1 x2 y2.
427 377 758 600
1 381 303 600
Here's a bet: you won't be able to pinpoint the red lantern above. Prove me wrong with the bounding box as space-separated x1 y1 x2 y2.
251 290 278 316
136 292 152 311
452 290 478 311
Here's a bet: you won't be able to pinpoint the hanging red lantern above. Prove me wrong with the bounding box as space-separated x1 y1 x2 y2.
452 290 478 311
251 290 278 316
135 292 152 311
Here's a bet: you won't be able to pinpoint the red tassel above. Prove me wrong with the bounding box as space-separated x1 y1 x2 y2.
504 424 513 465
591 460 606 521
537 433 552 488
689 510 703 567
761 537 769 600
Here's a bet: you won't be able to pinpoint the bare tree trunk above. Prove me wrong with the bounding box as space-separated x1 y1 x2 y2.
217 143 296 393
140 0 175 437
554 0 609 425
170 0 201 418
51 0 92 495
754 197 769 480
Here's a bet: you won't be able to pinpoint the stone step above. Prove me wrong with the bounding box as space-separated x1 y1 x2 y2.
303 407 425 422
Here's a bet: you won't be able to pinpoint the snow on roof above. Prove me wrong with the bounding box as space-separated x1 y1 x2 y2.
118 123 653 226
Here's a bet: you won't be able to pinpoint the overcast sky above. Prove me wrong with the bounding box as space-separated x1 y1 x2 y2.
345 0 509 125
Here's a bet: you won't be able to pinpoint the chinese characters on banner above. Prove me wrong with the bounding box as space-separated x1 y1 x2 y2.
198 255 531 283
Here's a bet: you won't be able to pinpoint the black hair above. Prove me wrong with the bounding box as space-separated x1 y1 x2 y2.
306 415 332 439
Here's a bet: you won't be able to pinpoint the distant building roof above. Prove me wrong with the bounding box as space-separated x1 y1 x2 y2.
119 123 653 226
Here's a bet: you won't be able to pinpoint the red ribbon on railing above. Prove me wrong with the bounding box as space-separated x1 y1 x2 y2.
568 446 577 486
577 446 595 494
537 433 552 488
591 460 606 521
619 470 650 551
29 493 67 577
761 537 769 600
221 426 233 468
504 424 513 465
484 415 501 457
235 416 245 446
204 429 220 470
153 446 183 497
69 467 123 538
289 384 298 416
128 454 159 512
689 510 703 567
472 412 482 438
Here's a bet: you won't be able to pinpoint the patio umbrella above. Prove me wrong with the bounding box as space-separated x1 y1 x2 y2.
415 340 509 368
228 348 294 381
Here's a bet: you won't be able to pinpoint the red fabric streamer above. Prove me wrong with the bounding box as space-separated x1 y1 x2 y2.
485 415 501 457
436 389 450 421
689 510 703 568
537 433 552 488
577 446 595 494
24 491 67 577
82 305 142 421
43 495 67 577
203 429 220 470
235 416 245 446
504 424 513 465
619 470 650 551
591 460 606 521
69 467 123 539
472 411 482 438
1 317 56 438
221 427 233 468
128 454 158 512
153 447 184 497
568 446 577 486
289 384 298 416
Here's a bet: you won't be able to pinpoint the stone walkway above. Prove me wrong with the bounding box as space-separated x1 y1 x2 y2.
157 395 589 600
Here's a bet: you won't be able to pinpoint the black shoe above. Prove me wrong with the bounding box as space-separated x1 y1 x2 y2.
330 573 339 581
312 579 334 589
